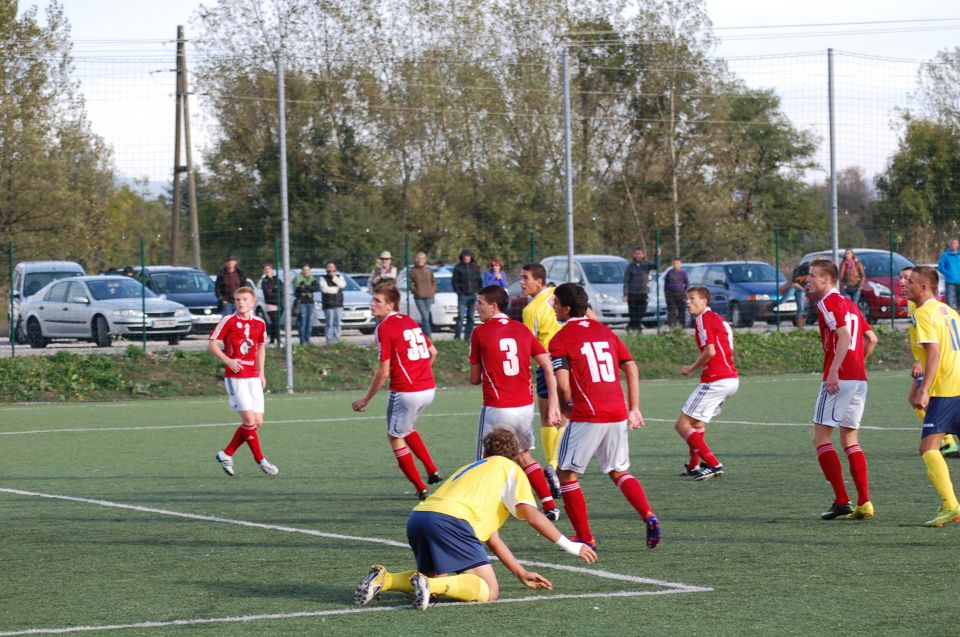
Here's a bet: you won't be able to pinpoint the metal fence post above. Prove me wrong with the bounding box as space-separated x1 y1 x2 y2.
775 227 781 332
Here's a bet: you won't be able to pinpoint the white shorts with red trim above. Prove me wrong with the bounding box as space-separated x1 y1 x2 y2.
682 378 739 423
475 404 536 460
386 388 436 438
225 377 264 414
557 420 630 475
812 380 868 429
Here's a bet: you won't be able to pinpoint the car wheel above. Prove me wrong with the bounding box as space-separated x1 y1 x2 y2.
359 328 375 335
167 335 181 345
93 315 112 347
14 319 28 344
858 296 875 324
729 302 743 327
27 317 48 348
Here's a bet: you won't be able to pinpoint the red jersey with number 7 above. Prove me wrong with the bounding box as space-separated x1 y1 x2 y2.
816 289 872 381
376 312 436 392
694 308 738 383
470 313 546 408
549 317 633 423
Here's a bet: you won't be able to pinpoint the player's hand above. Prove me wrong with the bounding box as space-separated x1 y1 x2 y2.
825 372 840 394
351 398 368 412
260 374 267 389
913 388 930 411
912 361 923 379
578 544 598 564
227 358 242 373
518 571 553 590
627 409 644 429
681 364 693 376
546 405 562 427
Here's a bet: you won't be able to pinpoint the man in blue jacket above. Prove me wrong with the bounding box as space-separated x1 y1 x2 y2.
938 238 960 310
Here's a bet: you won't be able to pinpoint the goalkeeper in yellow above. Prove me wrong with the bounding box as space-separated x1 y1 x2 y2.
905 266 960 527
354 428 597 610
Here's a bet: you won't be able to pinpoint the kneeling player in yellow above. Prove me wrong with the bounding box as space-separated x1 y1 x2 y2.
353 428 597 610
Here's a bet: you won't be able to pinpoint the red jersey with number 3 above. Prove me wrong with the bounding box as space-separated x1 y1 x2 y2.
376 312 436 392
695 308 738 383
816 289 872 381
210 314 266 378
549 317 633 423
470 313 546 408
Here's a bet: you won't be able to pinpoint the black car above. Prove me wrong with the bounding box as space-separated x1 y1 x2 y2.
135 266 222 334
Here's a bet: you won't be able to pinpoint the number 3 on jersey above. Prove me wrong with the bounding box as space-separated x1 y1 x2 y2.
499 337 520 376
403 328 429 360
580 341 616 382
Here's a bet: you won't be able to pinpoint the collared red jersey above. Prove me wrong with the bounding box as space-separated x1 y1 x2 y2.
210 314 266 378
522 286 562 349
694 308 738 383
549 317 633 423
375 312 436 392
414 455 536 542
913 298 960 397
815 289 872 381
470 313 546 408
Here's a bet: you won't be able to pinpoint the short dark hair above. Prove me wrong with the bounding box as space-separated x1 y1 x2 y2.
478 285 509 312
522 263 546 284
373 283 400 309
810 258 838 283
482 427 520 461
325 260 337 268
687 286 711 302
913 265 940 289
553 282 589 318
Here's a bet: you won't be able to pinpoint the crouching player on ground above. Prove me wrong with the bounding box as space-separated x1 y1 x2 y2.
549 283 661 550
470 284 564 520
210 287 279 476
677 286 739 480
354 428 597 610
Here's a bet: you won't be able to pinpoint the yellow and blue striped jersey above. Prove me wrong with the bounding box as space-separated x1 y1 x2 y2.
414 455 536 542
914 298 960 397
523 286 561 349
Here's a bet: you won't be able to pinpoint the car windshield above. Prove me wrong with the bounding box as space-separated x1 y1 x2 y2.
86 278 155 300
581 260 626 284
149 271 214 294
341 274 361 292
725 263 783 284
435 276 453 293
23 271 81 297
858 252 914 278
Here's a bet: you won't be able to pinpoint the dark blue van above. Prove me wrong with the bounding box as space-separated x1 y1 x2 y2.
682 261 790 327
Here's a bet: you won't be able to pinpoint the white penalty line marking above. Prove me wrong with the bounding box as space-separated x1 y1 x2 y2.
0 487 710 636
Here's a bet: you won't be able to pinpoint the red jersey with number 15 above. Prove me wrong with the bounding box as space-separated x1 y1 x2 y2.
549 317 633 423
470 313 546 408
816 289 872 381
694 308 738 383
376 312 436 392
210 314 266 378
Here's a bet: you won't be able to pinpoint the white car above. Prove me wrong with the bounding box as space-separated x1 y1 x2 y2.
396 266 478 329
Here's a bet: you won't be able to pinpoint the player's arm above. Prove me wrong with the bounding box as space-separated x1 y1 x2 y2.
352 359 390 412
533 353 562 426
682 343 715 376
554 365 571 417
484 530 552 590
427 343 438 366
515 502 597 564
862 327 878 360
915 341 940 410
621 360 644 429
207 338 240 374
825 325 851 393
257 339 267 388
470 362 482 385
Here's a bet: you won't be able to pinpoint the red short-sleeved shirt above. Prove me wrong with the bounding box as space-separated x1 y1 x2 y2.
694 308 738 383
376 312 436 392
816 289 872 381
210 314 266 378
469 313 546 408
549 317 633 422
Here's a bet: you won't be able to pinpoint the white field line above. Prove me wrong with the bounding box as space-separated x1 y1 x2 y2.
0 487 710 636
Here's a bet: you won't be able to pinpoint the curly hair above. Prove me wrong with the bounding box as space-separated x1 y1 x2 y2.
482 427 520 461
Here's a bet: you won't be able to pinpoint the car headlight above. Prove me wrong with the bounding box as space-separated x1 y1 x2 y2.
113 309 144 318
596 292 619 303
174 308 190 317
747 294 770 301
868 281 892 297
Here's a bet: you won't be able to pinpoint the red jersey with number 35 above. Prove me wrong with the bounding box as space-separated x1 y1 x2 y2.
694 308 738 383
210 314 266 378
470 313 546 408
549 317 633 423
816 289 872 381
376 312 435 392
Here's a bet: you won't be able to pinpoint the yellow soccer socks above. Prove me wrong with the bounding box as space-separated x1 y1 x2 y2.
426 574 490 602
923 450 960 509
542 425 565 468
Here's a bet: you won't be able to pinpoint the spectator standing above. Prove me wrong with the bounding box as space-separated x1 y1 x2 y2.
779 262 810 329
482 258 509 289
320 260 347 345
623 247 655 331
293 262 319 345
452 248 483 340
664 258 690 327
938 238 960 310
216 254 246 316
260 263 281 344
409 252 437 338
838 249 867 307
370 251 398 287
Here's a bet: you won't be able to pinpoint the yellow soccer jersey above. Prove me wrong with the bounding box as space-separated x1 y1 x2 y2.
523 286 561 349
414 455 536 542
908 300 925 362
914 298 960 397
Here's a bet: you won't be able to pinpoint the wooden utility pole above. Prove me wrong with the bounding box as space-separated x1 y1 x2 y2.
170 25 201 267
170 27 184 263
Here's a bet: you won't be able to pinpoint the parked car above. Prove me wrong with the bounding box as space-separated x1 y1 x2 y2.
678 261 793 327
395 266 476 329
799 249 915 322
19 275 193 348
9 260 85 343
208 273 270 329
349 272 372 293
308 270 376 334
136 266 221 334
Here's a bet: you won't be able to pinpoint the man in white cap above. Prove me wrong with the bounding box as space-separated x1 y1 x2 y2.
371 250 398 286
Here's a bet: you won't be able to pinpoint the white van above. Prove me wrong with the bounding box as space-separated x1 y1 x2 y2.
9 260 85 343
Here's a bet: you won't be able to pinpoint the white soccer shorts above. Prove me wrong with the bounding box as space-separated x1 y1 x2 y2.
812 380 868 429
225 377 265 414
475 404 536 460
557 420 630 475
386 388 436 438
682 378 740 423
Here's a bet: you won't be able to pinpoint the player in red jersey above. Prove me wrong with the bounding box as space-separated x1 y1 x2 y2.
677 286 739 481
469 285 563 520
209 287 278 477
807 259 878 521
549 283 660 550
352 283 442 499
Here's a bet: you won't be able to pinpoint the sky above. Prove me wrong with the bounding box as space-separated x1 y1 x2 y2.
22 1 960 185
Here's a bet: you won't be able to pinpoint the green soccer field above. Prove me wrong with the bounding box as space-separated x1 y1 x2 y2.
1 371 955 636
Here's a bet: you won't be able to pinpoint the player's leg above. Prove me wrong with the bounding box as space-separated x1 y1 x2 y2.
919 398 960 526
423 565 494 603
354 564 418 605
406 511 493 608
401 389 441 482
492 404 560 518
387 392 429 496
556 422 600 547
599 421 660 548
835 381 869 515
675 412 702 474
812 381 853 518
535 367 563 497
